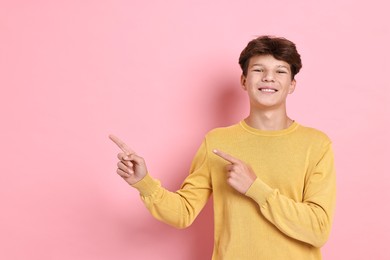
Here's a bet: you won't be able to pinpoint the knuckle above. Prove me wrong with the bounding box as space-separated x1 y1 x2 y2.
117 168 129 177
227 178 235 187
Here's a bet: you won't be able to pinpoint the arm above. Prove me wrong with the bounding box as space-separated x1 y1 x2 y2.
214 143 336 247
110 135 212 228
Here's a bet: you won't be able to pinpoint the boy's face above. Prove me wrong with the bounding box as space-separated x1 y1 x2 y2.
241 55 296 110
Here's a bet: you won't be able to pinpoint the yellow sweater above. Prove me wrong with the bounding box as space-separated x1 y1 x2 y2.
132 120 336 259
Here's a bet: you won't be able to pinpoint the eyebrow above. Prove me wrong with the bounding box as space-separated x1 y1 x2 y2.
251 64 290 69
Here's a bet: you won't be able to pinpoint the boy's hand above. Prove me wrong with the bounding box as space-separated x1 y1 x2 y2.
109 134 148 185
213 149 257 194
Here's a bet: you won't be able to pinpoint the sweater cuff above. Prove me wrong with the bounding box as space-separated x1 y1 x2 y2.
131 173 160 197
245 178 274 207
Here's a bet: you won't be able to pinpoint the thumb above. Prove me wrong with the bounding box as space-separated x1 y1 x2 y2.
128 153 145 166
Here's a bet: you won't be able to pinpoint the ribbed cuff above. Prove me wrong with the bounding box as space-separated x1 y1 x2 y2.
245 178 274 207
131 174 160 197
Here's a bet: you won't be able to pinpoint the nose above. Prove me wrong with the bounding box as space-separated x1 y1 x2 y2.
262 71 275 82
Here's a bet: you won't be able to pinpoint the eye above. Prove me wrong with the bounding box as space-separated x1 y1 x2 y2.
253 69 264 72
277 70 287 74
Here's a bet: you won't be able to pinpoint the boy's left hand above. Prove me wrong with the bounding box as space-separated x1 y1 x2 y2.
213 149 257 194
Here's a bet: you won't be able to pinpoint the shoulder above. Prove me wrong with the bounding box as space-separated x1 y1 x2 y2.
205 123 241 138
295 123 332 146
201 123 243 148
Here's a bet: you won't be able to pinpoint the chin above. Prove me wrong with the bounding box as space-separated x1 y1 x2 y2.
252 101 285 110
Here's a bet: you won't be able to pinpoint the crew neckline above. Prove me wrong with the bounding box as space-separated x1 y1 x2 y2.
239 119 299 136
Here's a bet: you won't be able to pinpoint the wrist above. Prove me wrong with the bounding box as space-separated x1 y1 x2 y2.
131 173 161 197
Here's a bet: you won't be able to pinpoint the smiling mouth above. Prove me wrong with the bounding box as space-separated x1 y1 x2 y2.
258 88 278 93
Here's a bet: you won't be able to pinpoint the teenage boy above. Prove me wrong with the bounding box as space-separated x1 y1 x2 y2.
110 35 336 260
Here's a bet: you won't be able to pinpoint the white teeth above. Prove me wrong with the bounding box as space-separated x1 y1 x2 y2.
260 88 276 92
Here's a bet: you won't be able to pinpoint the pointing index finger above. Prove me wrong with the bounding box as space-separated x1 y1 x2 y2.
109 134 135 155
213 149 240 164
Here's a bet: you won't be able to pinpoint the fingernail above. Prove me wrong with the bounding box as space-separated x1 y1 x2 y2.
213 149 218 153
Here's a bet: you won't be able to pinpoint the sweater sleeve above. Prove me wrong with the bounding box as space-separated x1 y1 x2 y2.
131 139 212 229
245 142 336 248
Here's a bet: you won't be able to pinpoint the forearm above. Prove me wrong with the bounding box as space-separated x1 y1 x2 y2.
132 174 211 229
246 178 336 247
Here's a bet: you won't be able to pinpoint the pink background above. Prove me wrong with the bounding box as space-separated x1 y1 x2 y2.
1 1 389 259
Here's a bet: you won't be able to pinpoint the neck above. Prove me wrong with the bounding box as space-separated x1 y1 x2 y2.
245 107 293 131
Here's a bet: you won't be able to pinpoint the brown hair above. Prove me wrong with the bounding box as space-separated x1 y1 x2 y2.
239 35 302 79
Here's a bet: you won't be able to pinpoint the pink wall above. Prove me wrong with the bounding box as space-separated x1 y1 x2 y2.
1 1 389 259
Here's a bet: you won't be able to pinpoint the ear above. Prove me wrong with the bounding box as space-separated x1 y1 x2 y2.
240 74 247 90
288 79 296 94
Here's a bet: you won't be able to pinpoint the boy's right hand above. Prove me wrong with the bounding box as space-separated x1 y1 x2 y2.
109 134 148 185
